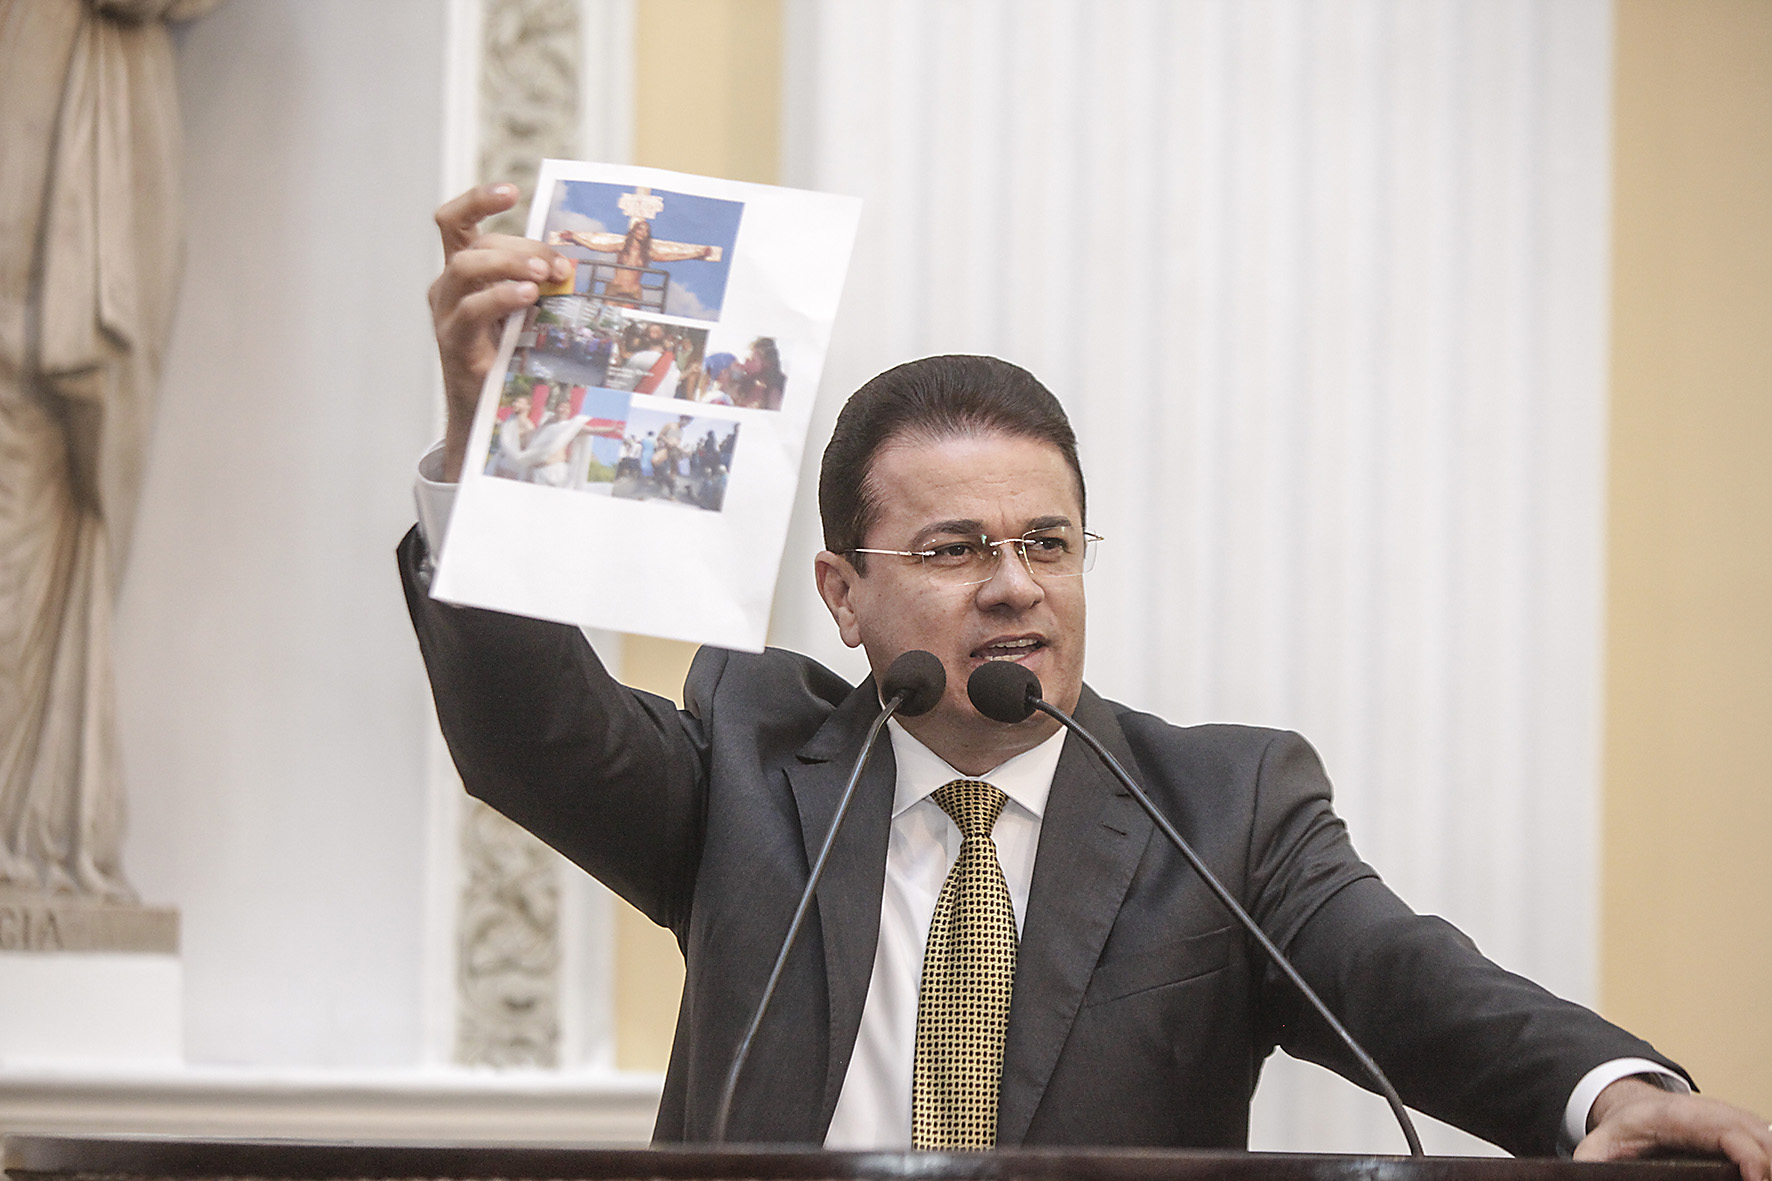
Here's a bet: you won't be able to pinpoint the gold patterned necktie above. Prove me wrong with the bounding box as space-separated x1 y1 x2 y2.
912 779 1018 1150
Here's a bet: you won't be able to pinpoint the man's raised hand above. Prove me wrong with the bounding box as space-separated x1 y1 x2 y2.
427 183 573 480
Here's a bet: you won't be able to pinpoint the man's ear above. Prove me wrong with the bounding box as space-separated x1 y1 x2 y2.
814 551 865 649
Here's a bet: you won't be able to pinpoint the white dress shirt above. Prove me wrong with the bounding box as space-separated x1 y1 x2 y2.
823 720 1066 1148
410 447 1683 1151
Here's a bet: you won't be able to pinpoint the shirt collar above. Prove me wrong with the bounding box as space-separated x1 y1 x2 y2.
885 718 1065 821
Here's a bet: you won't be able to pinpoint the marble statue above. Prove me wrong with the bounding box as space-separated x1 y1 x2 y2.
0 0 223 904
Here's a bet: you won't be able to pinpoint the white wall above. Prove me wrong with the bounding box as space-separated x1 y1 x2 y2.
776 0 1613 1154
116 0 447 1070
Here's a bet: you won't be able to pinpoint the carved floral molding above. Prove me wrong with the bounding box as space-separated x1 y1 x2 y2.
480 0 581 237
456 799 562 1068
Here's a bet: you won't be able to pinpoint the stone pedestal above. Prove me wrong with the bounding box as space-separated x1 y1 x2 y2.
0 890 177 954
0 889 180 1065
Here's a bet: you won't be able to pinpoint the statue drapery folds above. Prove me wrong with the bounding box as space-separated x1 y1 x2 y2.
0 0 223 900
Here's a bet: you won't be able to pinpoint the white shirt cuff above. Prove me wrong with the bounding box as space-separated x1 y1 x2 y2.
1563 1057 1690 1150
414 442 458 555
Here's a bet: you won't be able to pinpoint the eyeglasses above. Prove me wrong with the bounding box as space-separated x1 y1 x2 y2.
853 526 1103 586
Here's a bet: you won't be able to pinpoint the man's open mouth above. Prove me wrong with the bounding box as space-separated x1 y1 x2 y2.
973 637 1045 662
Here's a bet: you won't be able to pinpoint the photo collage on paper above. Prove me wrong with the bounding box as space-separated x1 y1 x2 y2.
482 180 780 513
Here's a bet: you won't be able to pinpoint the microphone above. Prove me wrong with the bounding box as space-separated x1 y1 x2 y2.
710 649 946 1142
966 661 1426 1158
882 648 946 717
967 657 1044 724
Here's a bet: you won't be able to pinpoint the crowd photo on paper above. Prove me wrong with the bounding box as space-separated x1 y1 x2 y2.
612 407 739 512
518 294 714 399
483 372 630 493
483 299 743 513
475 179 771 511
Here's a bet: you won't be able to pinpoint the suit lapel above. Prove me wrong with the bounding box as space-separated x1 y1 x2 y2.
783 678 896 1135
996 687 1154 1145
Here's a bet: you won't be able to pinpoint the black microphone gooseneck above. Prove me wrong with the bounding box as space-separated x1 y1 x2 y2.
709 649 946 1143
966 660 1426 1158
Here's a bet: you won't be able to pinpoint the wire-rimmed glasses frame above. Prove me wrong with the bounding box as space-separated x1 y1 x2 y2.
851 526 1103 587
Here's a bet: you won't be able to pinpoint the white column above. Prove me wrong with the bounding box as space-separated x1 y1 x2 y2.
428 0 636 1074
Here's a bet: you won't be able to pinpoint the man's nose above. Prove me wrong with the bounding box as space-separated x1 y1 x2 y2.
974 542 1044 609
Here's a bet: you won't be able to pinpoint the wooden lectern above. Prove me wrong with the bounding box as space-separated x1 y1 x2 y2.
1 1134 1738 1181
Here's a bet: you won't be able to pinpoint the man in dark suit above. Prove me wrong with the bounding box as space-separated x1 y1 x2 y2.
410 183 1772 1175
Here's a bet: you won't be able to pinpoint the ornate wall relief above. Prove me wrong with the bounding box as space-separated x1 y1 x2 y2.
455 799 561 1067
480 0 581 237
452 0 582 1068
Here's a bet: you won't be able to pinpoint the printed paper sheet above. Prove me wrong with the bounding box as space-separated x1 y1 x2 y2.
432 161 861 651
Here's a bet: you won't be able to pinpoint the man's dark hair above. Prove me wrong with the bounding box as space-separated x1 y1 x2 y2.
818 355 1085 568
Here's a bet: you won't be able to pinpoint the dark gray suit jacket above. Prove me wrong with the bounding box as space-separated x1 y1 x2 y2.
400 528 1679 1155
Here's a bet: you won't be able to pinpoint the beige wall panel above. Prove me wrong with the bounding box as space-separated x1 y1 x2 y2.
634 0 782 183
612 0 782 1074
1604 0 1772 1114
613 635 696 1072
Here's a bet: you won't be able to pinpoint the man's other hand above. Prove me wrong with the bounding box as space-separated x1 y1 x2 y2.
427 184 574 481
1577 1076 1772 1180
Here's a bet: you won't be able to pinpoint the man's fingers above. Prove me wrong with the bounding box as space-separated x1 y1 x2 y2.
1716 1127 1772 1181
437 280 537 358
430 240 564 315
434 183 521 260
1577 1090 1772 1181
1571 1122 1627 1162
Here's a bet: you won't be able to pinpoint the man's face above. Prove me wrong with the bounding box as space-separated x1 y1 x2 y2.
816 431 1086 772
